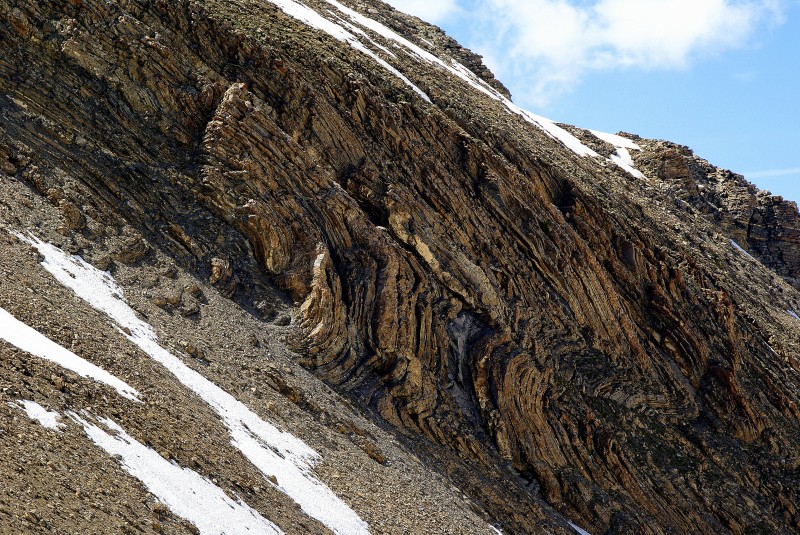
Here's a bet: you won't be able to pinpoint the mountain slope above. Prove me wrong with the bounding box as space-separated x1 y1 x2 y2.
1 0 799 534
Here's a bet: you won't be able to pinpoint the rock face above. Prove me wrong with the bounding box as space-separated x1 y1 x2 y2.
631 137 800 290
1 0 799 534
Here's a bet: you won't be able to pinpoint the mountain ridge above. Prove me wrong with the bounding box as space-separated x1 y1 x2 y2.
1 0 799 533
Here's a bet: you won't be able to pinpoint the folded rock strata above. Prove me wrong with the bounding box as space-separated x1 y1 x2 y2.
1 0 799 533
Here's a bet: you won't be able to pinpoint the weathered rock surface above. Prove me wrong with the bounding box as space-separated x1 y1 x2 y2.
1 0 799 534
631 136 800 290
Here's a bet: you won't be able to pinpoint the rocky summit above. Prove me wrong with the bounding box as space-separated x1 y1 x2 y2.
1 0 799 534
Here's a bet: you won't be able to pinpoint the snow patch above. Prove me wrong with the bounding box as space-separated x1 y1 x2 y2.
321 0 501 103
730 239 755 260
318 0 597 157
788 309 799 321
569 521 593 535
17 233 369 535
68 412 283 535
589 130 640 151
10 399 63 430
590 130 644 178
0 306 140 401
609 146 643 178
327 11 397 58
262 0 429 101
516 108 597 157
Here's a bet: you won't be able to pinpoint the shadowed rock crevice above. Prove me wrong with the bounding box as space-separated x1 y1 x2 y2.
446 311 486 426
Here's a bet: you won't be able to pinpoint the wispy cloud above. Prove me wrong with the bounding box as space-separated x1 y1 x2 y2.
457 0 784 106
383 0 785 106
384 0 458 23
745 167 800 178
731 70 758 82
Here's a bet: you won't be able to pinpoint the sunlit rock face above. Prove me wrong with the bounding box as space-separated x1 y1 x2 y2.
2 0 799 533
629 137 800 290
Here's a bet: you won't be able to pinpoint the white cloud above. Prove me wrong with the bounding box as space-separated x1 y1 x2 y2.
384 0 458 23
465 0 784 106
745 166 800 178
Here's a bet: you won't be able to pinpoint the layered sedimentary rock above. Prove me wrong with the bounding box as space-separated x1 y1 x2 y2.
631 137 800 290
2 0 799 533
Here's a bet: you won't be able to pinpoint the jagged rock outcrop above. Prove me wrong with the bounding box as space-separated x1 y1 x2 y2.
2 0 800 534
630 137 800 290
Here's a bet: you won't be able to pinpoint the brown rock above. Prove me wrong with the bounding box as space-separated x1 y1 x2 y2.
2 0 799 533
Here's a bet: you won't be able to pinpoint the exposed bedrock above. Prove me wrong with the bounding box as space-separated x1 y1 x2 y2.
2 0 799 533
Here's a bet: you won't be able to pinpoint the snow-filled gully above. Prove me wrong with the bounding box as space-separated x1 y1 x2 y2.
71 412 285 535
12 233 369 535
8 399 64 431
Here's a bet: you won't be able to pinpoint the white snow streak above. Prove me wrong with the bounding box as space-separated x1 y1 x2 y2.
16 233 369 535
257 0 595 156
327 11 397 58
590 130 644 178
516 107 597 157
788 309 799 321
263 0 429 101
589 130 640 151
569 521 593 535
610 147 641 177
320 0 597 157
10 399 63 430
69 412 283 535
0 306 140 401
265 0 638 164
730 239 755 260
257 0 663 172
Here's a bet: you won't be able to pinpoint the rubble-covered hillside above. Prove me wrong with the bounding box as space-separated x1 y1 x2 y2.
1 0 799 533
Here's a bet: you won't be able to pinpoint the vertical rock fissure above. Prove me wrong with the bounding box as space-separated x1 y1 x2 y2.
447 311 485 426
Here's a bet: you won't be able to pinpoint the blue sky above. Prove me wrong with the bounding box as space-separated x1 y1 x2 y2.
386 0 800 204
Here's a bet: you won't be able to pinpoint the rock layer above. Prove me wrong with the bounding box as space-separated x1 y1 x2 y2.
631 136 800 290
2 0 800 533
